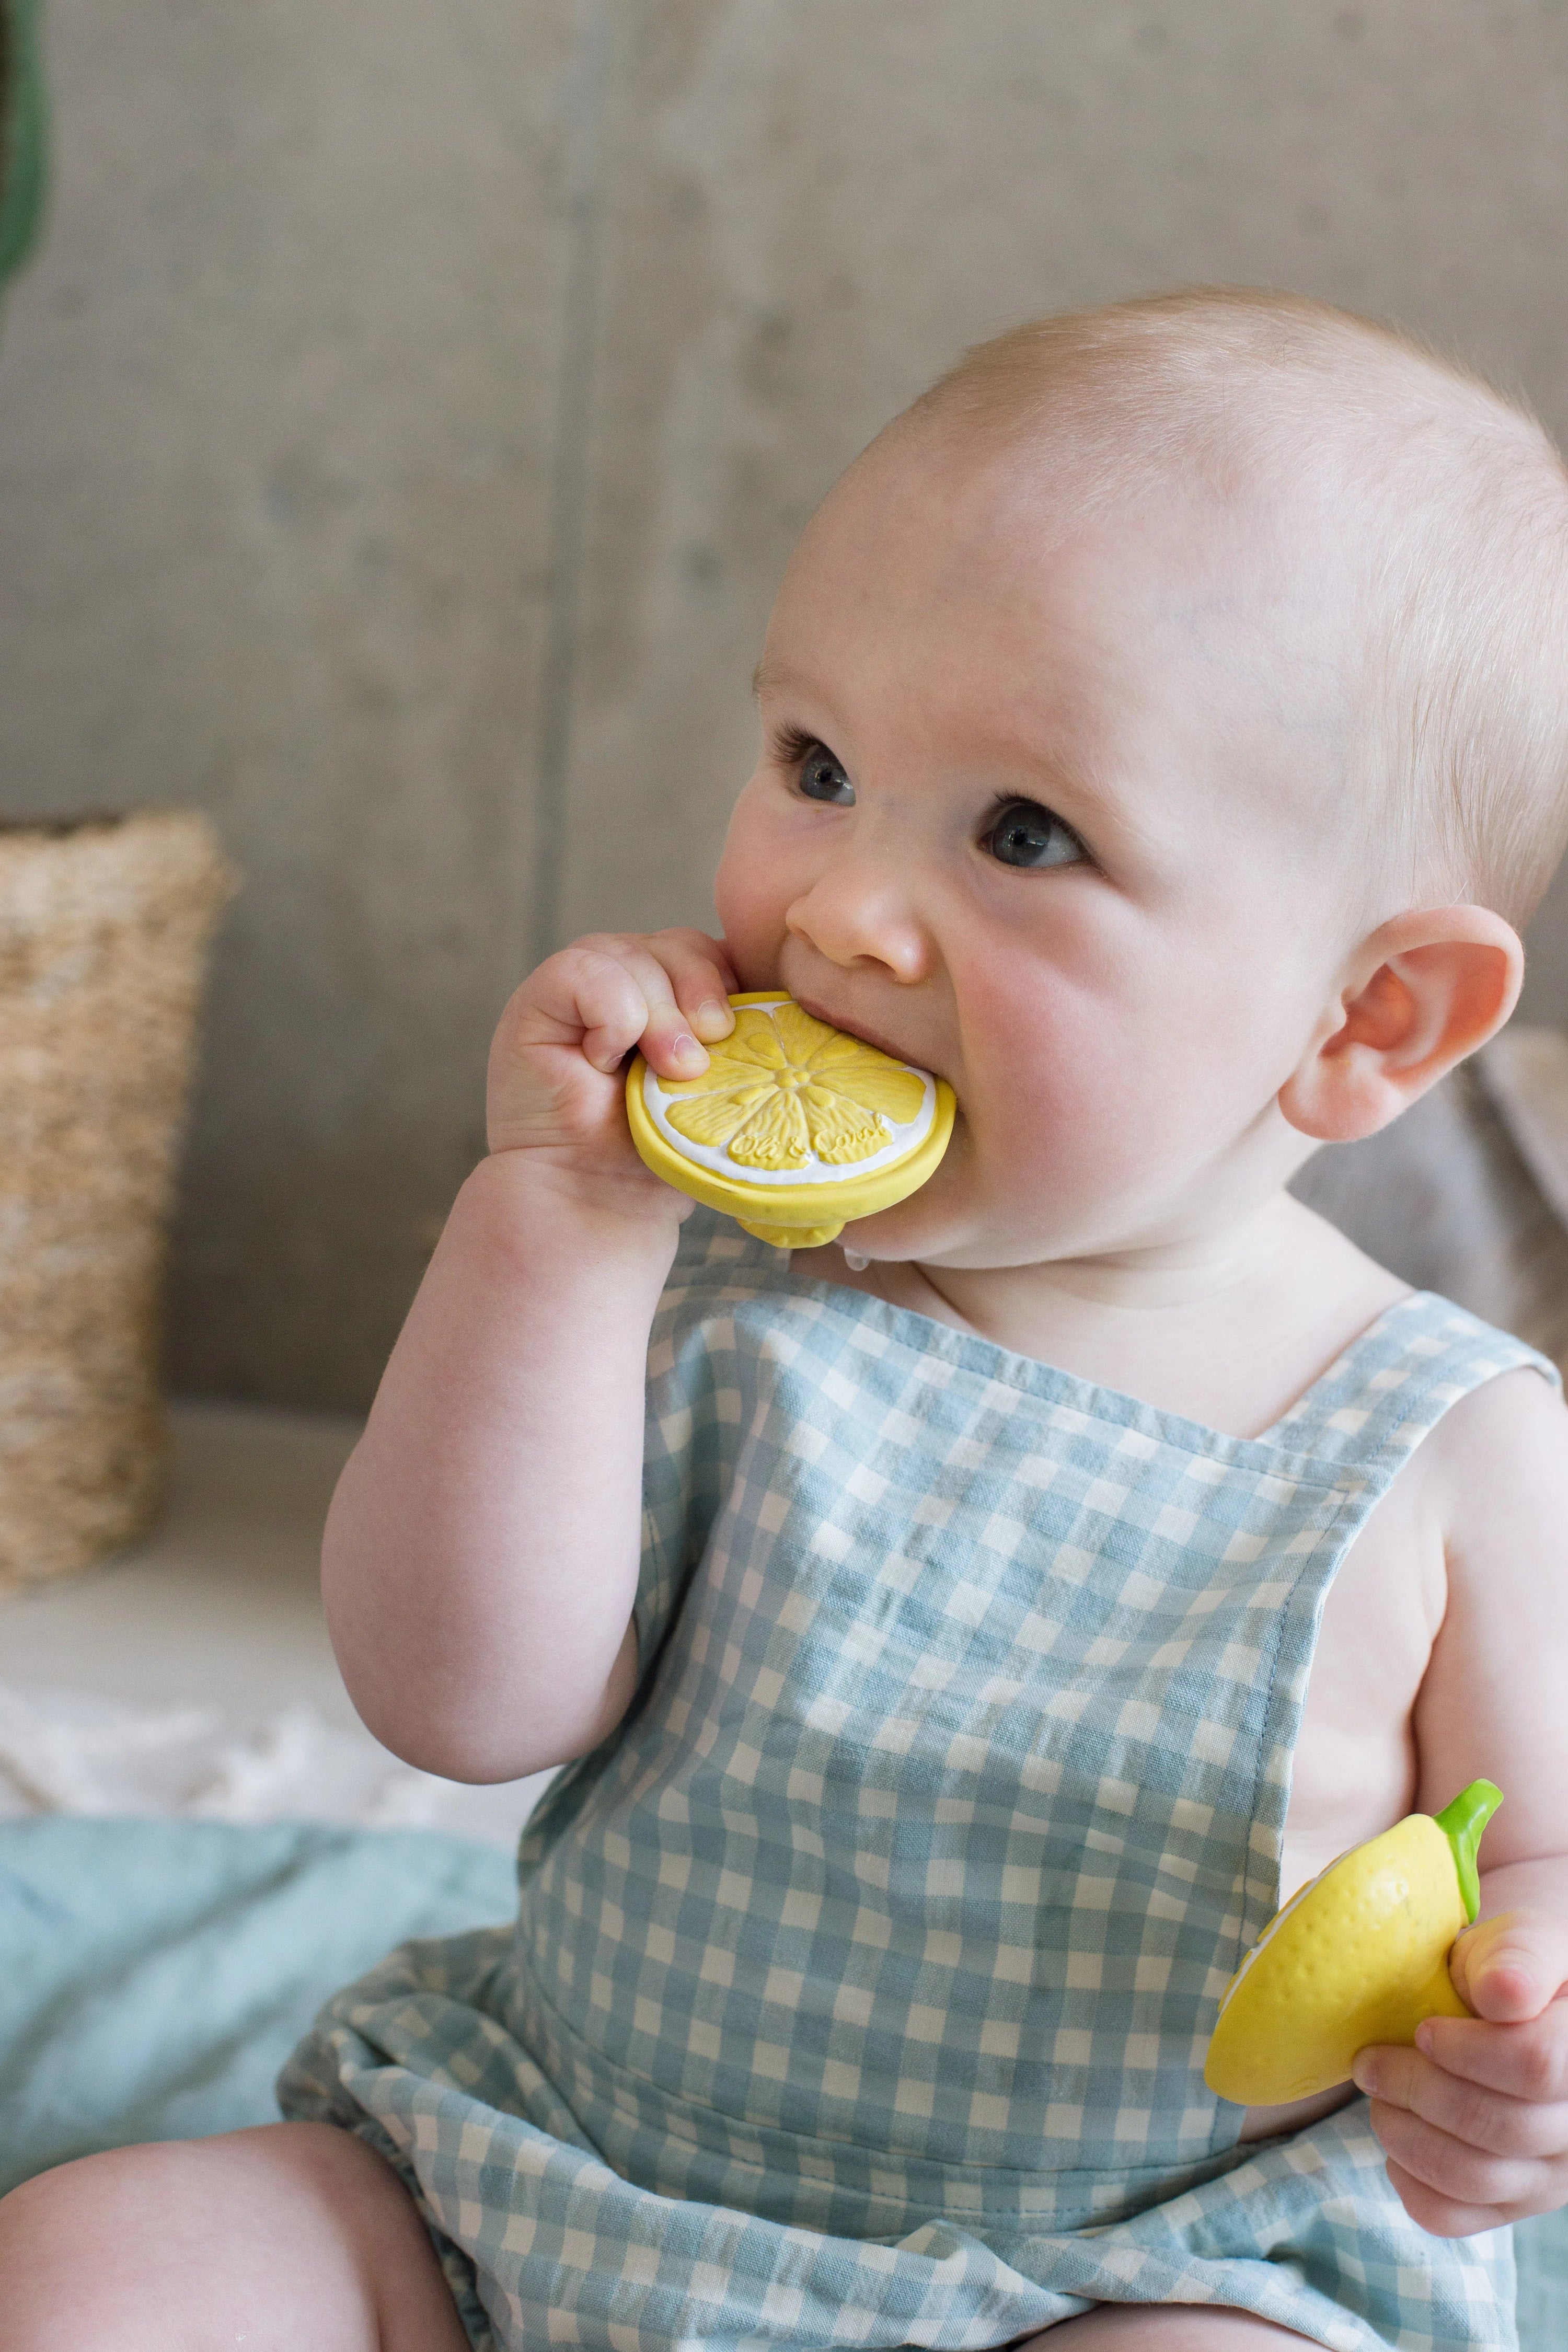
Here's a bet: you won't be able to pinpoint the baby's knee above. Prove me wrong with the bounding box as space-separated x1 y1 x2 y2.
1028 2308 1317 2345
0 2139 199 2348
0 2123 460 2352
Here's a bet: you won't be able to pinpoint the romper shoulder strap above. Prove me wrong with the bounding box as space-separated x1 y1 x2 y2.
1267 1292 1559 1484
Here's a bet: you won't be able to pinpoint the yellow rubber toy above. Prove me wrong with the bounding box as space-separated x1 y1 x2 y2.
1204 1780 1500 2107
626 992 955 1249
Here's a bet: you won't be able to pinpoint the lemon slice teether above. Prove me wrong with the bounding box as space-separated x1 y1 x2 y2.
1203 1779 1501 2107
626 992 955 1249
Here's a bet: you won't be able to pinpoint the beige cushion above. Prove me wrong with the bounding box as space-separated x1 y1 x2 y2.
1289 1028 1568 1375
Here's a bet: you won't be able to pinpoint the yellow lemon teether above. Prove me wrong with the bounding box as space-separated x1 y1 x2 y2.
1204 1779 1501 2107
626 992 955 1249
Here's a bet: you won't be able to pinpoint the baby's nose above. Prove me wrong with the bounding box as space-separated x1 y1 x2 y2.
783 867 933 983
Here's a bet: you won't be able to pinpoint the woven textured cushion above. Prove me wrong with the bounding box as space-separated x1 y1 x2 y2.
0 811 235 1589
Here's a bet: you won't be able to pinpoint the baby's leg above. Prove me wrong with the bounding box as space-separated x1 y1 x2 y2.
1019 2310 1317 2345
0 2121 469 2352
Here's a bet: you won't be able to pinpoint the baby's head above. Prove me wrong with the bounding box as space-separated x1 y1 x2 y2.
713 289 1568 1268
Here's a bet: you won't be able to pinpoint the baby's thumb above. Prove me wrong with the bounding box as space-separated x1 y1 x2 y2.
1448 1910 1568 2023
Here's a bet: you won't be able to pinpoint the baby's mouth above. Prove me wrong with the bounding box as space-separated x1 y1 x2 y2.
791 991 929 1075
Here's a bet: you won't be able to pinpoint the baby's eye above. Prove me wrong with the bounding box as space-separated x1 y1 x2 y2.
793 740 856 806
983 797 1086 870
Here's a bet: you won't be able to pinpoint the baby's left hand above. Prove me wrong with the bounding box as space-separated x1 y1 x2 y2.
1353 1909 1568 2235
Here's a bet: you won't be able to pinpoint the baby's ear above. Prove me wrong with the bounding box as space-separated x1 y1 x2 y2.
1279 905 1523 1144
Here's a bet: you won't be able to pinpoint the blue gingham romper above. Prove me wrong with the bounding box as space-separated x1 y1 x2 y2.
280 1209 1555 2352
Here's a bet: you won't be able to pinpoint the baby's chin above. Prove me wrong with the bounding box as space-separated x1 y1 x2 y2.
830 1127 980 1263
838 1211 1072 1272
835 1156 1067 1272
834 1125 1162 1273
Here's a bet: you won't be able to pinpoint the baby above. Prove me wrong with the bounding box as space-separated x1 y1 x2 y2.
7 288 1568 2352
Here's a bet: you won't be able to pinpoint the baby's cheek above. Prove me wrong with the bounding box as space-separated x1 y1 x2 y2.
713 793 793 971
712 875 780 982
962 967 1123 1144
964 1007 1207 1220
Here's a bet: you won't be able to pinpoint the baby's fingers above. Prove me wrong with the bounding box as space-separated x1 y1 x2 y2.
527 942 660 1073
1414 2001 1568 2108
536 938 695 1077
641 928 739 1050
1355 2040 1568 2160
1367 2093 1567 2230
567 932 736 1079
1382 2154 1524 2239
1447 1909 1568 2026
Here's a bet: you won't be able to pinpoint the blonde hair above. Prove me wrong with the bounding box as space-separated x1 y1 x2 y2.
908 289 1568 929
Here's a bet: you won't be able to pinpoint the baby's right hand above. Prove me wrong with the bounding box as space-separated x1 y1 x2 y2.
486 929 737 1198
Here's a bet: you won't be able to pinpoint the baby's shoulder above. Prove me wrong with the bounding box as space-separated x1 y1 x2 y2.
1365 1347 1568 1688
1398 1357 1568 1851
1415 1351 1568 1528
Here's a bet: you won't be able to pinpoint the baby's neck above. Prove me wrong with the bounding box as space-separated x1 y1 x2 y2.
799 1192 1408 1440
944 1190 1302 1312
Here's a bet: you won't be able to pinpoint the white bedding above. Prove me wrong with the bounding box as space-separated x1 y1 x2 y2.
0 1677 548 1850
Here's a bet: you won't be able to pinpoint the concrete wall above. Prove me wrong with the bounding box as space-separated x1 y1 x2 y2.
3 0 1568 1407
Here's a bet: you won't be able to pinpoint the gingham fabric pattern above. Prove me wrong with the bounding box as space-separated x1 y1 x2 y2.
281 1212 1554 2351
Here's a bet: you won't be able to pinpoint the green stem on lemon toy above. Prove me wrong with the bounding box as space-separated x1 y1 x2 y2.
1434 1779 1503 1923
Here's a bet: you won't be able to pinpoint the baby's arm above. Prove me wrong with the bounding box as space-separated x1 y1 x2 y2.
1352 1367 1568 2233
320 929 736 1783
